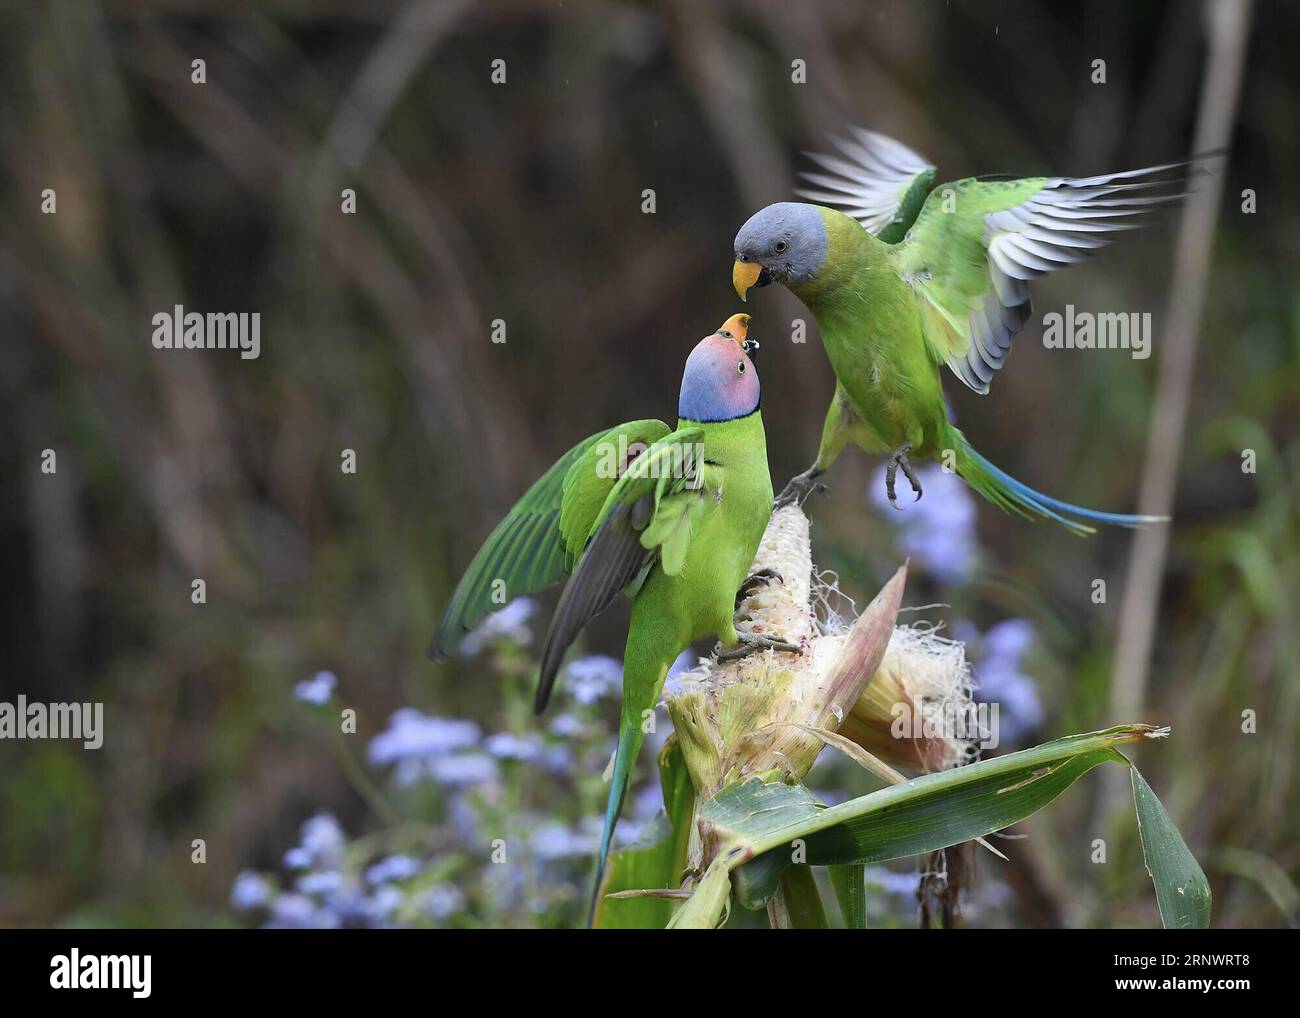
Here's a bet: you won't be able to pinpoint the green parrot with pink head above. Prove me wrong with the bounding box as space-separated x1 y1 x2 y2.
430 314 792 923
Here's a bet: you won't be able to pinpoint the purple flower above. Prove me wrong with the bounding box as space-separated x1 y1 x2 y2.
298 813 346 867
565 655 623 704
283 813 346 870
365 855 422 885
266 892 340 929
423 885 467 921
984 618 1035 661
368 710 481 769
428 752 499 787
229 871 271 911
630 781 663 820
318 884 374 926
973 619 1044 743
538 744 575 774
459 598 537 656
484 732 541 761
548 714 584 738
267 893 315 927
575 812 643 849
482 860 525 909
530 822 593 861
447 793 481 840
296 870 344 897
869 463 978 586
366 884 405 922
283 847 312 870
866 866 919 898
294 670 336 705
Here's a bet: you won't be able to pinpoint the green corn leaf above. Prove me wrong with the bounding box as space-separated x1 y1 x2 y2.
771 865 829 928
708 727 1158 870
594 738 695 929
1130 764 1212 929
730 847 791 910
593 812 680 929
674 726 1207 930
829 864 867 928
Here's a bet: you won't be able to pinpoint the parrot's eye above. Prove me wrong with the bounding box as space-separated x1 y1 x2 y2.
737 361 746 374
774 240 788 254
737 253 749 262
721 330 732 339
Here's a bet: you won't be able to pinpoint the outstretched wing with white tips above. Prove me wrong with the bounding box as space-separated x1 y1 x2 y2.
894 160 1200 393
795 127 936 243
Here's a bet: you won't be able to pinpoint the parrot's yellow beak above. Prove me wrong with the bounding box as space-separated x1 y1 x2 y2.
733 260 762 302
716 313 750 346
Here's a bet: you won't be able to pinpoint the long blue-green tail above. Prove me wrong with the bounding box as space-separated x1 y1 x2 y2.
587 719 638 926
586 645 672 926
952 431 1168 536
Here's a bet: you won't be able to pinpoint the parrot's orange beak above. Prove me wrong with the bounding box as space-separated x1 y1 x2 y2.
716 313 750 346
733 260 762 301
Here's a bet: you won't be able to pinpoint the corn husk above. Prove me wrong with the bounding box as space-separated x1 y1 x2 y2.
664 506 975 801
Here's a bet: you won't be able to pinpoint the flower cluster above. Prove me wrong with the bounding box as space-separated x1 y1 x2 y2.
230 598 664 928
231 813 468 929
964 618 1043 745
869 462 978 585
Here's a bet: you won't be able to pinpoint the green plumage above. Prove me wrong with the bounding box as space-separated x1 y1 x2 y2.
428 419 670 660
432 392 772 920
749 129 1187 533
594 410 771 909
795 200 1163 533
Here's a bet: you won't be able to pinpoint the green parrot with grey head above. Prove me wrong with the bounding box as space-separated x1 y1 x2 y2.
732 127 1198 534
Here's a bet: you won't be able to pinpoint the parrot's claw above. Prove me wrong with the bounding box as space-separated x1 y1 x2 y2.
775 465 828 509
885 443 922 509
735 568 783 609
713 632 804 662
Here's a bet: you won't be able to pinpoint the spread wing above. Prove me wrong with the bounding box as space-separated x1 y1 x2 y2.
892 161 1194 394
428 419 672 660
533 427 711 712
795 127 936 243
